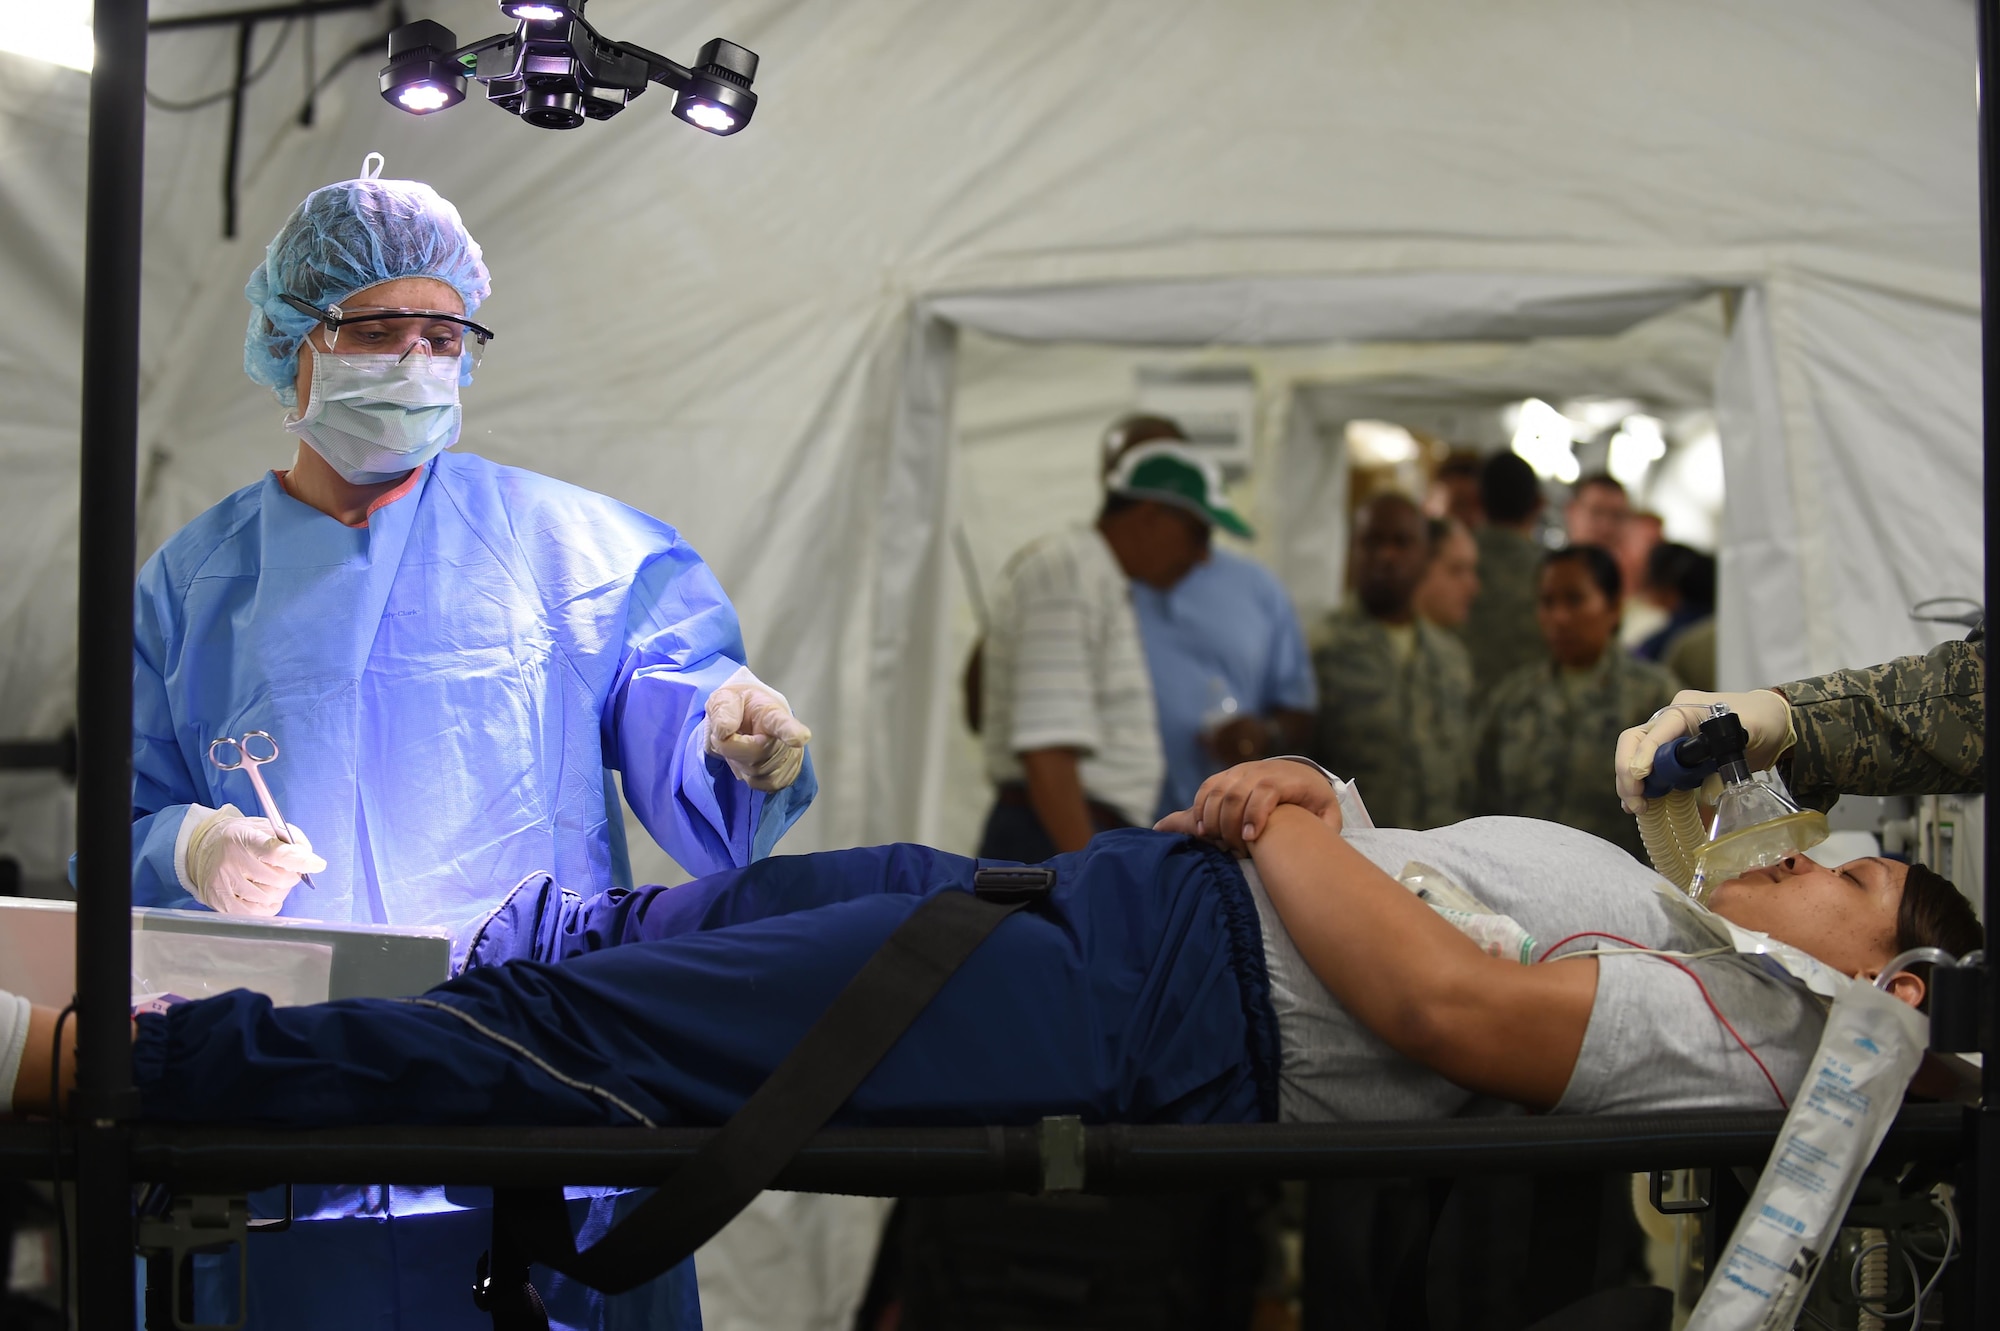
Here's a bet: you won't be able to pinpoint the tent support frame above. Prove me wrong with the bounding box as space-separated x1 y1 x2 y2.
0 1108 1969 1195
73 0 148 1326
1979 2 2000 1326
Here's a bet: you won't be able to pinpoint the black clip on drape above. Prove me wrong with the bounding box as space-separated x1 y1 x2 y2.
471 1244 548 1331
480 866 1055 1324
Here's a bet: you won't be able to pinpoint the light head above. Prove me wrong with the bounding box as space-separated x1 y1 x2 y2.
500 0 572 22
671 38 758 135
378 19 467 115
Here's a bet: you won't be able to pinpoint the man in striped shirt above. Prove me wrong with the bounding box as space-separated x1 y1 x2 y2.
977 444 1252 861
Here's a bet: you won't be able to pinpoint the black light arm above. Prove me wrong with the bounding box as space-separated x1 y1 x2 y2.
379 0 758 134
623 36 758 133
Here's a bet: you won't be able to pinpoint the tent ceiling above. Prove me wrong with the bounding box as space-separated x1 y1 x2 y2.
1291 294 1727 427
931 274 1715 347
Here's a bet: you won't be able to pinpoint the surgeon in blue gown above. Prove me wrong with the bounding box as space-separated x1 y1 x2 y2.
135 159 814 1329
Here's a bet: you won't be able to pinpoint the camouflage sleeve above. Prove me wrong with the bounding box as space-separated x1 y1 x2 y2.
1776 636 1985 811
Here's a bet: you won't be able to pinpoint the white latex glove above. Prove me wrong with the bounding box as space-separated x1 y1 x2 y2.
1615 688 1796 815
176 802 327 917
705 665 812 793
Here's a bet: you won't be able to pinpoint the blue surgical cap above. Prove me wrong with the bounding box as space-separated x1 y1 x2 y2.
244 160 492 406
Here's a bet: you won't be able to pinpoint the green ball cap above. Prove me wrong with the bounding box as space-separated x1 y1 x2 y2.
1108 446 1253 539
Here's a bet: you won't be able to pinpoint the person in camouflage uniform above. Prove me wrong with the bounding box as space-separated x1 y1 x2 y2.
1311 493 1474 829
1776 633 1984 810
1477 545 1680 858
1616 630 1986 816
1461 452 1549 699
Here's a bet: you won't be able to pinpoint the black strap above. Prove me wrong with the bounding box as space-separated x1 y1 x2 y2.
485 881 1040 1299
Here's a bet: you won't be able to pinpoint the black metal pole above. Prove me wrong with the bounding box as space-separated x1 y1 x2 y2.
0 728 77 778
75 0 148 1324
1979 2 2000 1324
223 18 251 239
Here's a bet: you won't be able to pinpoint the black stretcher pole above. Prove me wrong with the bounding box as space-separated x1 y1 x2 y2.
73 0 148 1325
1979 0 2000 1322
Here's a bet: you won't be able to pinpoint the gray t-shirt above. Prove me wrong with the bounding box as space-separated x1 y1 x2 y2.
1245 816 1827 1121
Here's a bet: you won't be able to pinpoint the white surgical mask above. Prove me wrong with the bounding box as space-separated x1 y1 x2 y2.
286 345 463 484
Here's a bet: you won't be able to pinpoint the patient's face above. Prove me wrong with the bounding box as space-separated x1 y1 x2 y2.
1706 854 1903 976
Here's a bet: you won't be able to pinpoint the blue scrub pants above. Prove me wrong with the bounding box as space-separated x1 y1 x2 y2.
137 830 1280 1130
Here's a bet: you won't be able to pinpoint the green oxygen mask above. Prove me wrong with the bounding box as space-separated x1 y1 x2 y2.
1635 704 1829 903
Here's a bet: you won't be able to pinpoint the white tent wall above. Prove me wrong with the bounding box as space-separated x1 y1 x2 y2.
1783 276 1984 662
0 60 95 878
1714 275 1983 692
0 0 1984 882
1714 285 1815 690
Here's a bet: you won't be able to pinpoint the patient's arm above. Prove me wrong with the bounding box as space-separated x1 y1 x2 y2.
9 1003 73 1117
1249 805 1596 1109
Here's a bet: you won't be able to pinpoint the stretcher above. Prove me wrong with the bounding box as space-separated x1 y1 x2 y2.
0 1103 1973 1328
0 1103 1969 1195
0 853 1984 1324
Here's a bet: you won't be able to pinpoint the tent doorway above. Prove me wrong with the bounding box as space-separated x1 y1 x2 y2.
918 277 1728 853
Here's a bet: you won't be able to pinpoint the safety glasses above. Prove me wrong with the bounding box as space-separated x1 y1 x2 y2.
281 293 496 366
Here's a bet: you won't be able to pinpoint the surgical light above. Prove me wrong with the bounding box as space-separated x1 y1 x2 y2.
379 0 759 135
395 83 456 112
677 99 735 132
379 19 467 115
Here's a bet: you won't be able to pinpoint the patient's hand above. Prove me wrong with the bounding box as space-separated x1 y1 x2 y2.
1154 759 1343 855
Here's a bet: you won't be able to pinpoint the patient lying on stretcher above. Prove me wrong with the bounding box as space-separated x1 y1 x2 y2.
3 760 1984 1125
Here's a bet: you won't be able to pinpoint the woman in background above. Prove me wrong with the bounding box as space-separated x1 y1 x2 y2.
1634 542 1719 691
1474 546 1680 858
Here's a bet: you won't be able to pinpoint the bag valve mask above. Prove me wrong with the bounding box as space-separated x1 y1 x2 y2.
1634 704 1829 903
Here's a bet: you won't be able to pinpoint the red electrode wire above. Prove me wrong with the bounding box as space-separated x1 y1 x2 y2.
1537 930 1789 1109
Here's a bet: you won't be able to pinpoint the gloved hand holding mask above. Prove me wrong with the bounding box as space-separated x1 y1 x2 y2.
1616 688 1795 814
705 665 812 792
177 803 328 916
